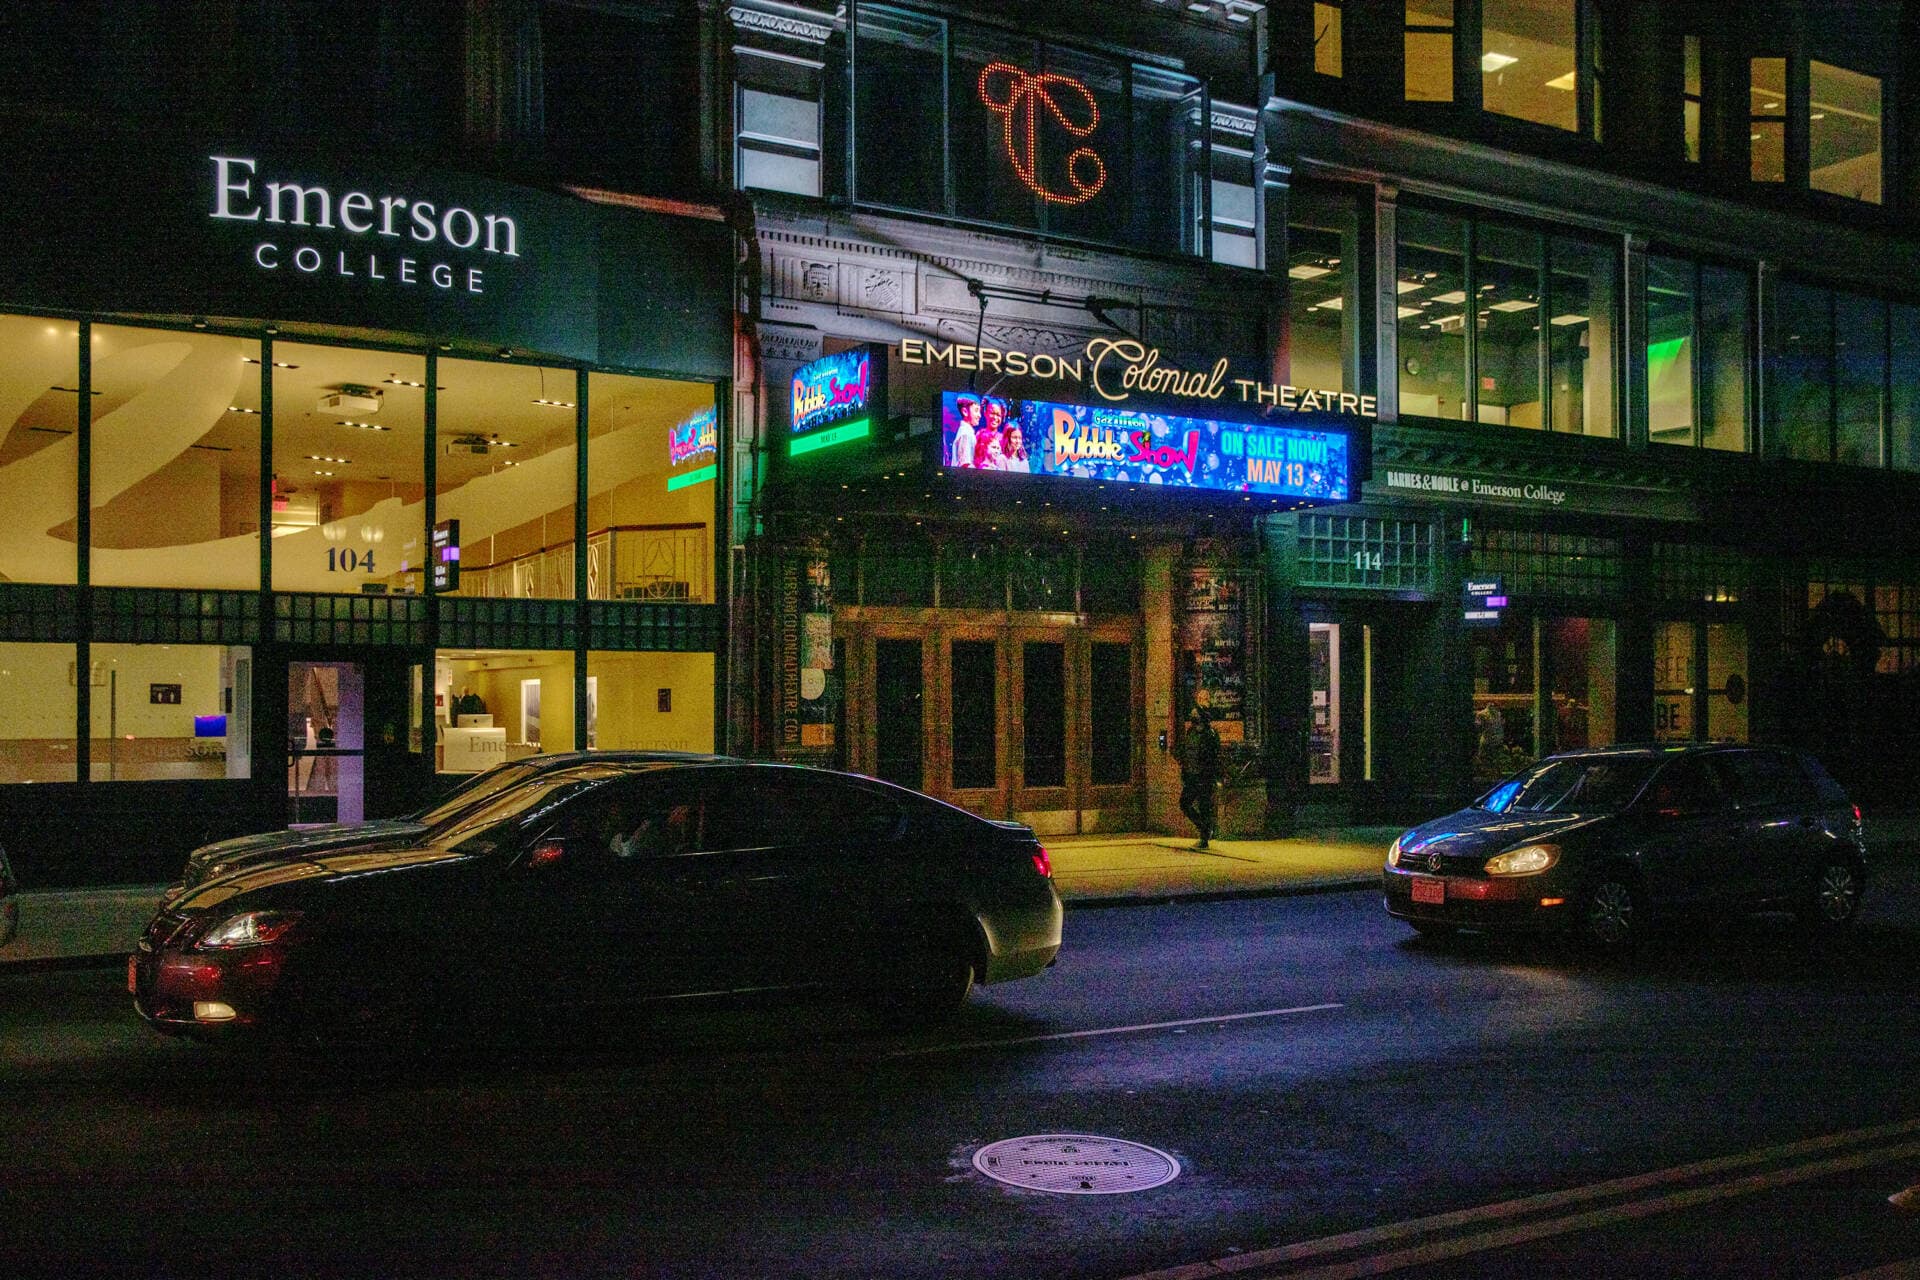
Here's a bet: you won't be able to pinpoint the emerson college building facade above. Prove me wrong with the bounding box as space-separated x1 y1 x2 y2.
1 0 1917 888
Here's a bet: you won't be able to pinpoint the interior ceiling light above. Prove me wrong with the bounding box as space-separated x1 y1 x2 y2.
1396 306 1423 319
1397 280 1424 293
1288 264 1333 279
1549 314 1589 326
1312 297 1345 311
384 376 426 388
533 369 575 408
1433 290 1468 304
242 357 299 369
339 420 391 431
305 455 351 464
1481 52 1518 72
1489 299 1538 312
1544 71 1576 90
228 406 260 415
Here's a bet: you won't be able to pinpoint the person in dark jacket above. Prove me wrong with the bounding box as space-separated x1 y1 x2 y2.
1179 708 1222 848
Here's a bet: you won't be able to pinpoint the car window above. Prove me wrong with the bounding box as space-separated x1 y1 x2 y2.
1646 757 1727 816
435 768 626 852
698 769 901 852
542 776 698 866
1481 758 1658 814
416 762 544 826
1713 751 1817 809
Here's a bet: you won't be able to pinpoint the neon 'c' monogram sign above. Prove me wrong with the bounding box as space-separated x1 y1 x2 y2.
976 62 1108 207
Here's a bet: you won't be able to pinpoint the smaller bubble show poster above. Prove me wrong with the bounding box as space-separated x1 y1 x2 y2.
1182 567 1247 745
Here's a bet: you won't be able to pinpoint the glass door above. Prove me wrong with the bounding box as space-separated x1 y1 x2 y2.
287 661 365 826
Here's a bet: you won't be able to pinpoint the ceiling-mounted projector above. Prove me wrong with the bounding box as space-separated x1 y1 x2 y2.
319 385 383 415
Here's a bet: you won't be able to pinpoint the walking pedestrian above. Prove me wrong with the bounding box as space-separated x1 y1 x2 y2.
1179 708 1221 849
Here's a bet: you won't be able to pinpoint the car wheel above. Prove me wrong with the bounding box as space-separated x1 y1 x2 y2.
1800 859 1862 931
868 941 975 1029
1582 876 1641 954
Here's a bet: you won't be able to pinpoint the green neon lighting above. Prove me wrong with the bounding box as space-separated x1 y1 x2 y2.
666 463 717 491
788 418 870 457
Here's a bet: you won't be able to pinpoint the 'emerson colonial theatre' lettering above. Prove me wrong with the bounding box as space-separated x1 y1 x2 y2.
208 155 523 295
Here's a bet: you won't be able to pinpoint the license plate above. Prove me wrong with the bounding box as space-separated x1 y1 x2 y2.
127 954 139 995
1410 875 1445 905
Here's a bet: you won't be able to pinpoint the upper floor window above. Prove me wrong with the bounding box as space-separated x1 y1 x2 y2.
1809 61 1881 204
1481 0 1576 131
1647 257 1749 452
1749 58 1787 183
1681 35 1702 162
1405 1 1455 103
1768 283 1917 469
541 0 701 195
848 7 1211 257
1396 207 1617 437
1316 2 1345 77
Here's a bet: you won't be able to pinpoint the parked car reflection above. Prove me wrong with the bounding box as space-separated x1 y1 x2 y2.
133 760 1063 1045
1383 744 1866 952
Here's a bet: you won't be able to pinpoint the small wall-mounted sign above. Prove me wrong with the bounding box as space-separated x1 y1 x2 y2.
789 347 884 457
432 519 461 591
1463 578 1508 628
150 684 183 705
657 688 672 713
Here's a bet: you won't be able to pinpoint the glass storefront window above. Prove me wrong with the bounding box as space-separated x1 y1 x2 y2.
1309 622 1340 783
1543 617 1615 754
0 315 79 585
435 649 578 772
0 642 77 782
1698 266 1751 452
1405 1 1455 103
91 326 261 590
1705 623 1749 742
438 359 578 600
1287 185 1360 393
1398 209 1469 422
1482 0 1576 132
1647 257 1696 445
1809 62 1881 204
950 639 997 789
272 344 425 594
1471 617 1535 783
88 644 252 782
1653 621 1694 742
585 374 717 604
584 652 716 752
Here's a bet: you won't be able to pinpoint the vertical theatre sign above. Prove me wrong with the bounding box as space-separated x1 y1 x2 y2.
775 549 836 760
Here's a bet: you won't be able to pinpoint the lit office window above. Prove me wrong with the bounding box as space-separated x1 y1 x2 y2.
1475 225 1544 427
1549 237 1617 437
1398 209 1469 421
0 315 78 586
1315 2 1344 77
1809 61 1881 204
1750 58 1786 183
1769 281 1833 462
585 652 715 752
1682 35 1702 162
436 649 577 772
0 643 76 782
89 643 252 782
1648 257 1750 452
1405 1 1455 103
1482 0 1576 131
1287 184 1362 393
584 372 717 604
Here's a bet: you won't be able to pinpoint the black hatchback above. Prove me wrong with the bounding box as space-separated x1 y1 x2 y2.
1383 744 1867 951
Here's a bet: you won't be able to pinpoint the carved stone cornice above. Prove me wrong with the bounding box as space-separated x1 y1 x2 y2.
726 2 834 44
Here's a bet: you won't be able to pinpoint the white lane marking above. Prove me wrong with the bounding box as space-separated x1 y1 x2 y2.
1118 1117 1920 1280
1275 1141 1920 1280
1832 1262 1920 1280
889 1003 1344 1057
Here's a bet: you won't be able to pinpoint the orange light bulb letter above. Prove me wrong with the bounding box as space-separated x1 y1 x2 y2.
976 62 1108 207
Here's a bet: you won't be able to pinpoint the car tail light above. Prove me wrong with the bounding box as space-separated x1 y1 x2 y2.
528 839 567 869
1031 846 1052 879
1853 804 1863 824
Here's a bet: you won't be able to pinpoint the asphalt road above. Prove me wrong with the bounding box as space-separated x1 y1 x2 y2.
3 860 1918 1280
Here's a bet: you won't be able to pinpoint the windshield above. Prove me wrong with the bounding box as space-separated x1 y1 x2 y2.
1479 757 1659 815
429 767 625 853
414 762 546 827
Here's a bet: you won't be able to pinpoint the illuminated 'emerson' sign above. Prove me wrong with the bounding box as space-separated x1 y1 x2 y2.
790 348 883 457
940 393 1352 501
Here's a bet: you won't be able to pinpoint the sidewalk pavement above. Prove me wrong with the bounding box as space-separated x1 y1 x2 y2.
6 813 1917 968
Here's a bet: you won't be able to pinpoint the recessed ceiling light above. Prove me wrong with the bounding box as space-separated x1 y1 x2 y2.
1544 71 1576 90
1482 52 1518 72
1312 297 1345 311
384 376 426 388
1549 314 1589 326
228 406 260 415
532 398 576 408
1397 280 1424 293
339 420 391 431
1396 306 1423 319
1489 299 1537 312
1289 264 1333 279
1433 290 1467 304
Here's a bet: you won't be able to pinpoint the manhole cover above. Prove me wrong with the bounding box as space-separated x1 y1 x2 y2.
972 1134 1180 1195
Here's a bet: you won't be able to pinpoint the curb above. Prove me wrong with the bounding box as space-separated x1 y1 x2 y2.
1062 875 1379 909
0 953 129 974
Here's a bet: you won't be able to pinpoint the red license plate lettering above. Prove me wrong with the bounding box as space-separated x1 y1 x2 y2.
1410 875 1445 905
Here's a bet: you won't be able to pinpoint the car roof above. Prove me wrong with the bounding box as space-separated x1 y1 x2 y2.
1536 742 1794 763
514 749 737 770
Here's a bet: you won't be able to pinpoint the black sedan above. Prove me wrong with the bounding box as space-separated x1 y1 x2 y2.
1383 743 1867 951
132 759 1063 1043
166 750 724 902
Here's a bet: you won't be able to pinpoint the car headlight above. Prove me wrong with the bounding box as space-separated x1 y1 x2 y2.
195 910 303 949
1386 835 1404 868
1484 844 1560 877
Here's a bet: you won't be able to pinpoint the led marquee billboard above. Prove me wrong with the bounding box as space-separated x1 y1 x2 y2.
790 347 883 457
939 392 1352 500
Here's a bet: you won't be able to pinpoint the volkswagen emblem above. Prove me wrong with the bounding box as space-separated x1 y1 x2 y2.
1426 852 1444 873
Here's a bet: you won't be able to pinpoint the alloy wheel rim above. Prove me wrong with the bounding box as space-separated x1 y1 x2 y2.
1817 865 1858 922
1588 881 1634 945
